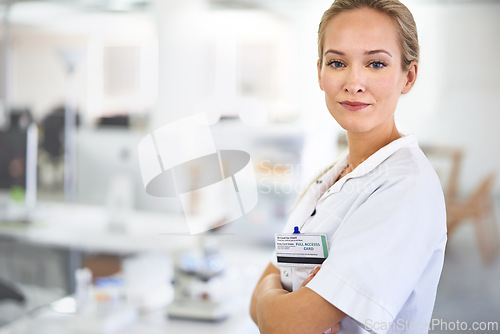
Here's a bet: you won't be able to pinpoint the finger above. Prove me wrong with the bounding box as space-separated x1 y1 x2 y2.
300 276 310 288
300 273 314 288
300 266 321 288
323 323 340 334
310 265 321 275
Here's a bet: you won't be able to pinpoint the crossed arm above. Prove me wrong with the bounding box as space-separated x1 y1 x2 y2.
250 262 346 334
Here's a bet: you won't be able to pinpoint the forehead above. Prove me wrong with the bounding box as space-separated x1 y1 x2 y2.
323 7 400 55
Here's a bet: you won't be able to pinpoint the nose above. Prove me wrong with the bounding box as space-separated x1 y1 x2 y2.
343 67 365 94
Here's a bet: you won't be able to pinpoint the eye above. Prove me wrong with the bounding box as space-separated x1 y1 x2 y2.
327 60 345 69
369 61 387 69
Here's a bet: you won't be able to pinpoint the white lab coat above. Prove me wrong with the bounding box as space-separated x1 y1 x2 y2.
272 135 447 334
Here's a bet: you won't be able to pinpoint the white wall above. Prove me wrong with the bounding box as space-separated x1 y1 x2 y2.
398 1 500 194
151 0 298 127
7 11 157 124
10 31 88 120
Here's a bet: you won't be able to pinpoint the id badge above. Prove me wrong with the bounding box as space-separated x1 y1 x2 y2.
275 233 329 267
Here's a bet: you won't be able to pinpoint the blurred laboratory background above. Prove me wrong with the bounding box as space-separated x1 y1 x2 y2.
0 0 499 333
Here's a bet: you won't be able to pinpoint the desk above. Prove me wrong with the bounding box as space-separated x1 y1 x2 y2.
0 202 202 293
0 239 270 334
0 202 272 334
0 309 258 334
0 202 206 253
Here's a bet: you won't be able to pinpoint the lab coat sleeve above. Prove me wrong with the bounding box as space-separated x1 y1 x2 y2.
305 173 446 333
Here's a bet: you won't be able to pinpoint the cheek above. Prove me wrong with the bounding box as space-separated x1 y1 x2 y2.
321 75 341 96
372 75 402 102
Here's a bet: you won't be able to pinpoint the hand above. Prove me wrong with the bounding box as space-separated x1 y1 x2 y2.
301 266 341 334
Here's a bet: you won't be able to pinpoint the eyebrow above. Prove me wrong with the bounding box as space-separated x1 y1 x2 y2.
365 49 392 57
324 49 393 57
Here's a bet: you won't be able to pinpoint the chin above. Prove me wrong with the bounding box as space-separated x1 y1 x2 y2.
341 126 374 133
330 113 373 133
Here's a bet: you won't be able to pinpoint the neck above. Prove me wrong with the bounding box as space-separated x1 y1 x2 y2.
346 119 401 170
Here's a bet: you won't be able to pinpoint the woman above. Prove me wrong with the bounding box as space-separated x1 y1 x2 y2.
250 1 447 333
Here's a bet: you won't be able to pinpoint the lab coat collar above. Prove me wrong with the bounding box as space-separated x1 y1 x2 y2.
319 134 419 199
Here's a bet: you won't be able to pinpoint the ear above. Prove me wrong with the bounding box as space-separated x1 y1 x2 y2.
317 59 324 91
401 61 418 94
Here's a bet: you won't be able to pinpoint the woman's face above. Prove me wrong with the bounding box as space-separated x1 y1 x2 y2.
318 7 416 134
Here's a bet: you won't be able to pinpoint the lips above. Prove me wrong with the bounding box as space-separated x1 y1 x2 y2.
339 101 371 111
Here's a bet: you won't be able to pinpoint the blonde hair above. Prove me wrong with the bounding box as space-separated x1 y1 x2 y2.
318 0 419 70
